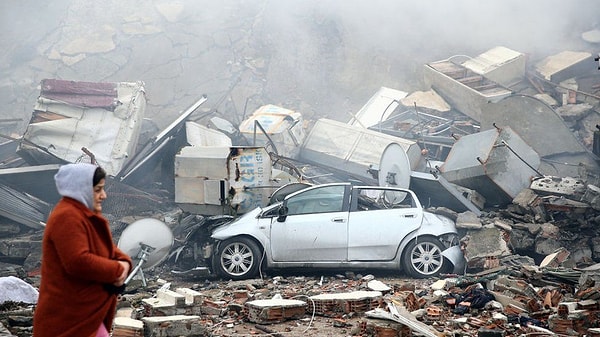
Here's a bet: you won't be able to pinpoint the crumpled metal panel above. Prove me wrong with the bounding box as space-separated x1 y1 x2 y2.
18 79 146 176
300 118 422 183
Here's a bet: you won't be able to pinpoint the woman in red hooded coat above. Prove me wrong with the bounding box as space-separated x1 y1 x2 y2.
33 163 132 337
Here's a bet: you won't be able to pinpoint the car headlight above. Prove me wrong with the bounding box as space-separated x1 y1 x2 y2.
438 233 460 249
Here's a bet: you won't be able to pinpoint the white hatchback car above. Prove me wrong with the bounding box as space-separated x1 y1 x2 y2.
211 183 465 280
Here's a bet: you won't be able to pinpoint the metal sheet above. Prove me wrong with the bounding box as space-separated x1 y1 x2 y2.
348 86 407 128
19 79 147 176
0 164 61 203
300 118 423 182
116 95 207 184
0 183 51 229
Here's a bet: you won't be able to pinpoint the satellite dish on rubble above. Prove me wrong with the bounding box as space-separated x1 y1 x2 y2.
118 218 174 286
378 142 411 189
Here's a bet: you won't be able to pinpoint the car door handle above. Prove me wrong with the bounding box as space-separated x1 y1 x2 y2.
332 218 346 223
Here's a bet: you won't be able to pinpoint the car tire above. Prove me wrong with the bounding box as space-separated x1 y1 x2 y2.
214 237 261 280
402 237 447 278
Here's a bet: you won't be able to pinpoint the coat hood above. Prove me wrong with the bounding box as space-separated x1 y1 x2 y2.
54 163 97 210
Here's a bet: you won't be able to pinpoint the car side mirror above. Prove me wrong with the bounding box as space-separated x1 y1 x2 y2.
277 205 288 222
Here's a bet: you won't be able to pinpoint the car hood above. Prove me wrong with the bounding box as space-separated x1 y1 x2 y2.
210 206 264 238
422 211 457 233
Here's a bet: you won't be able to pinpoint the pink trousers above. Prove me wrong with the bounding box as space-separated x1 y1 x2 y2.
95 323 110 337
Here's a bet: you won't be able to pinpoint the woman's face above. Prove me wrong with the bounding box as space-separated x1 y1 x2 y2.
93 178 107 213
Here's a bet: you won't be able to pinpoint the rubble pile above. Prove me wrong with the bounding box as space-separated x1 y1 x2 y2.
0 15 599 336
5 259 600 337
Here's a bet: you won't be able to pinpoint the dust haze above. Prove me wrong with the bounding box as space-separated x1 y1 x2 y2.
0 0 598 132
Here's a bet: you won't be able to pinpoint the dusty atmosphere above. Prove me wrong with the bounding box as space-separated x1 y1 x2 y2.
1 0 599 133
2 1 600 337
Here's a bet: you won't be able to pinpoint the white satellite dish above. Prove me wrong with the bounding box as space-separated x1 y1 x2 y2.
378 142 411 188
118 218 174 286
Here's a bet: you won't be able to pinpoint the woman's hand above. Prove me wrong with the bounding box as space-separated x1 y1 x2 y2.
113 260 130 286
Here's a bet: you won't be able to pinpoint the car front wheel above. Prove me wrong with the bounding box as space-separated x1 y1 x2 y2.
214 237 261 280
402 237 447 278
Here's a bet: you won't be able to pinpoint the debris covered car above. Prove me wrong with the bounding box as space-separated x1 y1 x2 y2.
210 183 465 280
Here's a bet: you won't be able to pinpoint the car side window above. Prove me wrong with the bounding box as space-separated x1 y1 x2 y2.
354 188 414 211
286 185 346 215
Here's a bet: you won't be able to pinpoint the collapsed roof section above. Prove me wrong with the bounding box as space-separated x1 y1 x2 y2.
17 79 147 176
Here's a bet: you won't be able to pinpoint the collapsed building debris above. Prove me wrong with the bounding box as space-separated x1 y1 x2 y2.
17 79 147 177
440 125 541 207
1 40 600 336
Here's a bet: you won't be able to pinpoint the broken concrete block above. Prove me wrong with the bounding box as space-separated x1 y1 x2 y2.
535 237 563 256
142 315 207 337
0 276 38 304
463 227 511 268
175 287 203 306
309 291 383 316
556 103 593 124
440 126 540 207
591 237 600 260
509 228 535 251
461 46 526 87
201 299 227 316
540 247 570 268
582 184 600 211
566 241 593 267
367 280 391 293
534 93 559 107
245 299 307 324
534 50 593 83
537 223 560 239
456 211 482 229
142 288 201 316
478 328 505 337
362 318 412 337
112 317 143 337
530 176 586 198
493 219 512 232
156 288 186 307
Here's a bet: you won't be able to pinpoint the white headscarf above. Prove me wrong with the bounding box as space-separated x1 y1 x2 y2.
54 163 98 210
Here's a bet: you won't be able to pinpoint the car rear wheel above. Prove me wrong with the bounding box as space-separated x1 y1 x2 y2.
214 237 261 280
402 237 447 278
